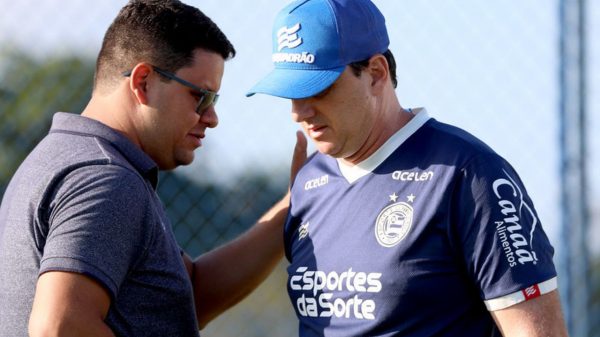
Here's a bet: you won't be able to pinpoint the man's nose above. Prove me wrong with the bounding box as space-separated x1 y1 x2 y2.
291 99 315 122
200 105 218 128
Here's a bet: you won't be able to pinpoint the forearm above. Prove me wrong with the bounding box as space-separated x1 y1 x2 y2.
192 193 290 328
491 290 568 337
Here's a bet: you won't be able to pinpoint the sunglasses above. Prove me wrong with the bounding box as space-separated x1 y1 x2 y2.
122 66 219 115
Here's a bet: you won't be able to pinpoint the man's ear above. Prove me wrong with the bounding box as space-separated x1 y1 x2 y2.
367 54 389 95
128 63 152 105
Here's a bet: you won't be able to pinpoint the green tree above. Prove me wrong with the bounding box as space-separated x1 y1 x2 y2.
0 49 95 194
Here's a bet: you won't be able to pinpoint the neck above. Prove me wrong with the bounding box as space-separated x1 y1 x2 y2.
81 87 142 148
341 92 413 166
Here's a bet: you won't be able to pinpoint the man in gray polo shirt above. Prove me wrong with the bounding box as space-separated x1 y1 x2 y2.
0 1 306 336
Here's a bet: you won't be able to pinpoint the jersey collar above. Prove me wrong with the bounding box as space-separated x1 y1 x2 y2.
337 108 431 184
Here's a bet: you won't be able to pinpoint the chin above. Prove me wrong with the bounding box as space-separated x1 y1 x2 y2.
158 163 178 171
174 154 195 167
158 156 193 170
317 144 341 157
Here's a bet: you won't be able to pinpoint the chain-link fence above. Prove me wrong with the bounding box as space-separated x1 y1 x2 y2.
1 1 598 336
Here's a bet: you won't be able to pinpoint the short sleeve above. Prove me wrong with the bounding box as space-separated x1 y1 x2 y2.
450 154 557 310
40 165 153 299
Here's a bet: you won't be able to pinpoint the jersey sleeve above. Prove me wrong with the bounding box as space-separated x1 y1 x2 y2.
39 165 153 299
449 154 557 310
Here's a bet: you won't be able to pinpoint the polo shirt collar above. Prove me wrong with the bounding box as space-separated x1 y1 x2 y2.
49 112 159 188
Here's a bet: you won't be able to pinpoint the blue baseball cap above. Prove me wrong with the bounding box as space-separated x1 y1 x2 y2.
246 0 389 99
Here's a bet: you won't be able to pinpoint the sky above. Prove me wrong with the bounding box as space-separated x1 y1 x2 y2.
1 0 598 253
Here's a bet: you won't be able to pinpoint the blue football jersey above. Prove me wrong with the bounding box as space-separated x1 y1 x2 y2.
284 109 557 336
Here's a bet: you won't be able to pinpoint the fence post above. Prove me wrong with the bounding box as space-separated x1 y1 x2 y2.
558 0 590 336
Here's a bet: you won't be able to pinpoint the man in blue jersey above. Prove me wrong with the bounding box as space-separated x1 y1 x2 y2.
247 0 568 336
0 1 307 336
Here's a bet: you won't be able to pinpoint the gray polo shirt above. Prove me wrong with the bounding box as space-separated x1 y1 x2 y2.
0 113 199 336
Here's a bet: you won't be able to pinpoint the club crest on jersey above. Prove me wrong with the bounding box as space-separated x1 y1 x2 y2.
375 202 413 247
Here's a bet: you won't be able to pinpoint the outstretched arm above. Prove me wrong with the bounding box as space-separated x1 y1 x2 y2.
186 131 307 328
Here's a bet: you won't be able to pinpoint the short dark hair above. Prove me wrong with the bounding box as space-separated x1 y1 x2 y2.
349 49 397 88
94 0 236 91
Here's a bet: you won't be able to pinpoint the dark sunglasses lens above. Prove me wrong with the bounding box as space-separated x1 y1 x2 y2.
195 94 207 113
196 92 217 112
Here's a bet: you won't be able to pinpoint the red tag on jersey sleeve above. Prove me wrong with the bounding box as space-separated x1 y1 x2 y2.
522 284 541 301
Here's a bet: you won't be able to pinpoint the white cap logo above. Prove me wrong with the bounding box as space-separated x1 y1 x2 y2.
277 23 303 51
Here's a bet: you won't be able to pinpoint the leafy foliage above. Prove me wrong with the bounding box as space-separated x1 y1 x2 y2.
0 49 95 193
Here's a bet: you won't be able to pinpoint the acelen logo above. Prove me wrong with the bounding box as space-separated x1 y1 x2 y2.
305 174 329 190
391 170 434 182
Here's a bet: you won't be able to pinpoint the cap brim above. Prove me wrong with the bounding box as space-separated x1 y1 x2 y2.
246 66 345 99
